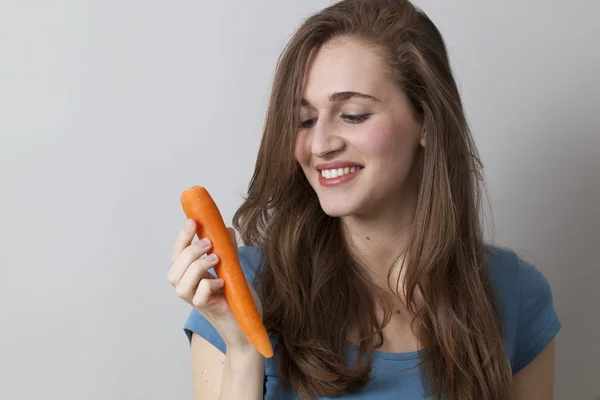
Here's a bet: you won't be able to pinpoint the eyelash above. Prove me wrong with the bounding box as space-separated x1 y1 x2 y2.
299 113 371 129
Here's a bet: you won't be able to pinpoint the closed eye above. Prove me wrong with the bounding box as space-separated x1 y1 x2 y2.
299 114 371 129
342 113 371 124
300 118 317 129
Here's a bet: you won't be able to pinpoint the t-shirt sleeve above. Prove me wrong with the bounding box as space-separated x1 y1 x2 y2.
182 245 263 353
512 255 562 373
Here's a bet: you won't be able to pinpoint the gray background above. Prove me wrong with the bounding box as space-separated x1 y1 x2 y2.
1 0 598 398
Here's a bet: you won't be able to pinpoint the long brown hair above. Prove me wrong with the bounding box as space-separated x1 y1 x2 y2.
232 0 511 398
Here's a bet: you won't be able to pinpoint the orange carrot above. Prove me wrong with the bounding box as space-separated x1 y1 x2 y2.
180 185 273 358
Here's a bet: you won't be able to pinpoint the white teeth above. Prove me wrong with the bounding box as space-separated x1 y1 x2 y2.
320 166 361 179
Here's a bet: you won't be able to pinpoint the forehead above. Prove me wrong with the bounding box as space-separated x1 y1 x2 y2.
301 37 391 102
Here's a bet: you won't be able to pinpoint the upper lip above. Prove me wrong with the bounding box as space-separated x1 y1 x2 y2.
314 161 364 171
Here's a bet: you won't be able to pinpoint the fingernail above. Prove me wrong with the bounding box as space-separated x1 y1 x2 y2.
205 253 218 262
184 219 195 233
197 238 211 247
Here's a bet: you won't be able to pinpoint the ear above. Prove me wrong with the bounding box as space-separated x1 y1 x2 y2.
419 127 427 148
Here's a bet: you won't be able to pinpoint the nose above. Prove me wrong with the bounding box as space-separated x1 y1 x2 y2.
311 119 344 158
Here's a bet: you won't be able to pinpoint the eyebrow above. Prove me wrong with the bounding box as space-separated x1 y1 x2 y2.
300 91 381 107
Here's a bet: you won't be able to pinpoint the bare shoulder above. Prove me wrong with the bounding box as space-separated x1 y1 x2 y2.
190 332 226 400
512 338 556 399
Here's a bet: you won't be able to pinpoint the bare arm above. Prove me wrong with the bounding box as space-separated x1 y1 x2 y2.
190 333 264 400
170 221 266 399
512 338 556 400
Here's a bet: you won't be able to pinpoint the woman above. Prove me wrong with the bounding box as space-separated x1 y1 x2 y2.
167 0 561 398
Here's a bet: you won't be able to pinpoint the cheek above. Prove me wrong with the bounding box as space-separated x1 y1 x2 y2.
294 131 309 165
358 120 421 167
357 121 402 156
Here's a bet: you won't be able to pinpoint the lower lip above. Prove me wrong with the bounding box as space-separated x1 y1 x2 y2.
317 168 362 187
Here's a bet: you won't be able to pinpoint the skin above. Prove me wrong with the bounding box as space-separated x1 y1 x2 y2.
167 35 556 400
294 35 425 352
513 339 557 399
293 35 557 399
294 36 426 280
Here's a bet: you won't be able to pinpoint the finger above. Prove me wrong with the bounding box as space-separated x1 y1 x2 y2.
167 238 212 287
171 219 196 265
175 254 219 300
192 275 225 308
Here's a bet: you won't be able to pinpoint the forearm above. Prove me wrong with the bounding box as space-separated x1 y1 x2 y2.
219 345 265 400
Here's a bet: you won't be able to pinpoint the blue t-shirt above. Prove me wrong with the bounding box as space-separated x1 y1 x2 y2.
183 245 561 399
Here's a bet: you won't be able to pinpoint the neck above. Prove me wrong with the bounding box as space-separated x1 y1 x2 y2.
341 189 417 284
341 192 419 348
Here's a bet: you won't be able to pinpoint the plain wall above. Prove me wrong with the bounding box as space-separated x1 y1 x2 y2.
1 0 598 398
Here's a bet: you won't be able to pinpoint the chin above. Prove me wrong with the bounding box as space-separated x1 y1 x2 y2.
320 208 352 218
317 197 361 218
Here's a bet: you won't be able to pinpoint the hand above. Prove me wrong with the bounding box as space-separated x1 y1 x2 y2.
167 219 263 350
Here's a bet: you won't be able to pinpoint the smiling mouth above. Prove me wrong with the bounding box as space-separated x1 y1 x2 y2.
318 166 363 180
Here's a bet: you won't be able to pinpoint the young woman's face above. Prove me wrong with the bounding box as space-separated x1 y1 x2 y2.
294 37 426 218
